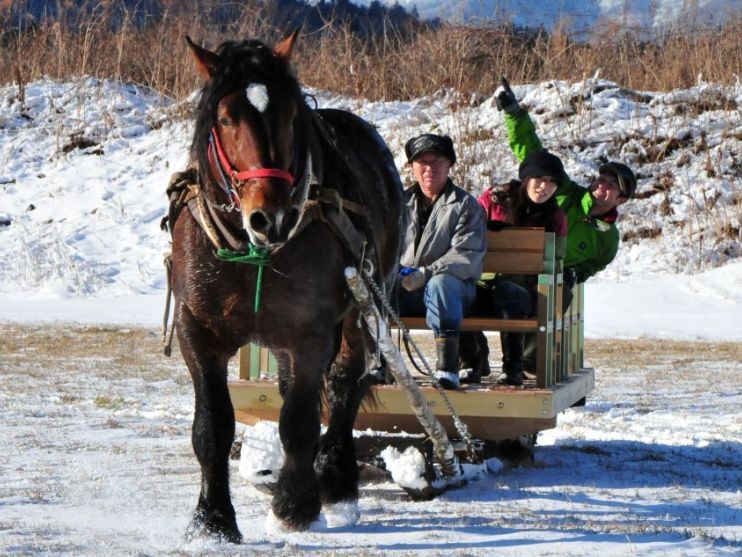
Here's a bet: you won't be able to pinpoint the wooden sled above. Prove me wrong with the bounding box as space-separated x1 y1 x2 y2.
228 229 594 444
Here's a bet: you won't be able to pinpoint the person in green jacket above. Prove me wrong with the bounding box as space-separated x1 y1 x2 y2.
495 77 638 370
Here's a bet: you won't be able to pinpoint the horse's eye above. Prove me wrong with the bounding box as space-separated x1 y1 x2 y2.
219 117 233 127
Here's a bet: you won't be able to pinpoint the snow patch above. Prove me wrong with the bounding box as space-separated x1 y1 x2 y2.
379 445 428 490
238 420 284 485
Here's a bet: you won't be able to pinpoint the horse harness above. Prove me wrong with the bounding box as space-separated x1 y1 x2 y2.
160 110 380 354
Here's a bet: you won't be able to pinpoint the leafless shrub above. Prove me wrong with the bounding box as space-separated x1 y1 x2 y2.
1 4 739 102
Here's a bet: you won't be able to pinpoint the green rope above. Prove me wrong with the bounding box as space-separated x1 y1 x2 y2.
216 244 271 313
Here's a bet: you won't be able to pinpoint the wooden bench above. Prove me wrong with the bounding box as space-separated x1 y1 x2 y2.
228 228 592 442
399 227 578 388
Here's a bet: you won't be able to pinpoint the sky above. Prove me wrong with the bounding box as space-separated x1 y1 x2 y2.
0 76 740 555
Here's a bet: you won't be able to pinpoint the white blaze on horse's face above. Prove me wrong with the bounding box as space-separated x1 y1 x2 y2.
246 83 269 113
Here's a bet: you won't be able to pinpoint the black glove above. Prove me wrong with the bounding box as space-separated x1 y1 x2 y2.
564 267 587 288
564 267 578 289
495 76 524 116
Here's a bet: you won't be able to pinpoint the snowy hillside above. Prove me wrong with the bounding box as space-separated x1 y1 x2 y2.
1 76 740 301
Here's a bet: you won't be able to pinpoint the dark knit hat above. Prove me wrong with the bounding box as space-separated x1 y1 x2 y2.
599 161 637 198
518 150 565 183
405 134 456 164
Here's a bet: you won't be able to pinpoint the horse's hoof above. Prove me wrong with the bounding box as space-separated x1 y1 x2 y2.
265 510 340 536
265 509 303 534
185 511 243 544
269 492 321 532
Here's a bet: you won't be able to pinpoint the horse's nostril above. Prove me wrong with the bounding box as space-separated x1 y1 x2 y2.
249 210 271 233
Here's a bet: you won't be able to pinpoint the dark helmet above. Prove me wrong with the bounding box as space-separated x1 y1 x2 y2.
599 161 637 199
404 134 456 165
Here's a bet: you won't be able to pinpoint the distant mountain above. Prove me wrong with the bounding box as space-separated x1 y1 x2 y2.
8 0 736 36
2 0 431 36
350 0 740 33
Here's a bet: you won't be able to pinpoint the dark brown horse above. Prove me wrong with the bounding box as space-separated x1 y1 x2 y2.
168 31 403 540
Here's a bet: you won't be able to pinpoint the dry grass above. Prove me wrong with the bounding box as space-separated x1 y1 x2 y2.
1 4 740 102
0 323 188 383
3 323 740 385
584 338 742 368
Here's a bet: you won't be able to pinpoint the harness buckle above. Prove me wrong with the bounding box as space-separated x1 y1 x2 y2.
320 188 343 213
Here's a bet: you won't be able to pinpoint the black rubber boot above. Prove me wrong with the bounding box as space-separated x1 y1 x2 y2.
459 331 490 384
499 332 524 386
434 331 460 389
522 333 536 374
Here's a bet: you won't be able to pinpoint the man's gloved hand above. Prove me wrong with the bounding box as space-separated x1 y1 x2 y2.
400 266 426 291
495 76 524 116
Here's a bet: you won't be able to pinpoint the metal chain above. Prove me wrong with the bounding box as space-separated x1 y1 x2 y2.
361 270 476 460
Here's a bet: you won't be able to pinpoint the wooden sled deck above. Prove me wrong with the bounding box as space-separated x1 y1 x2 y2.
229 366 594 442
229 228 594 443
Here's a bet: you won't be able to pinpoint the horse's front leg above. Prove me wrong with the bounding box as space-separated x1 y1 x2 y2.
177 306 242 543
315 311 369 513
271 333 335 531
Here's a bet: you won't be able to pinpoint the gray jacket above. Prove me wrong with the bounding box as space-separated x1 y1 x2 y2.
401 180 486 282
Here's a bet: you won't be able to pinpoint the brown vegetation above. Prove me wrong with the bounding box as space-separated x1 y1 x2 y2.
1 3 740 101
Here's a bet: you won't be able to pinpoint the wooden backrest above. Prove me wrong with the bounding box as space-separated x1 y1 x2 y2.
482 227 553 275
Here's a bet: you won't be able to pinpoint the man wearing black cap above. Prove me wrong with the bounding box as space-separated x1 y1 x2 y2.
396 133 486 389
495 77 637 371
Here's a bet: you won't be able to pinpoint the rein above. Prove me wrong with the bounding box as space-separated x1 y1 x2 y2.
208 127 295 211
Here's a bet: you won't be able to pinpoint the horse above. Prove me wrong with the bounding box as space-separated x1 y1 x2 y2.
167 31 404 540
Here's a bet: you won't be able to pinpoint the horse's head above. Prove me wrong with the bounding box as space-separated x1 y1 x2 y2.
188 31 309 249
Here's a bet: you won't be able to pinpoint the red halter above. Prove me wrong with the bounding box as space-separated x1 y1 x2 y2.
209 126 295 191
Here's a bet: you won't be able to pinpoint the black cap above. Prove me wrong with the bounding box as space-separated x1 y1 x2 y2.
599 161 637 198
518 150 565 183
405 134 456 164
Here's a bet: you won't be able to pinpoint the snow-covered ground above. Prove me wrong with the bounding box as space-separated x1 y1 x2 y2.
1 326 739 556
0 76 740 554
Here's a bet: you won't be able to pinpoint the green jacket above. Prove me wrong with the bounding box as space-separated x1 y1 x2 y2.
505 111 619 281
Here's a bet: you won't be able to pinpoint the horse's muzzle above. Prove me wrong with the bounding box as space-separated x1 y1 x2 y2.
245 207 300 247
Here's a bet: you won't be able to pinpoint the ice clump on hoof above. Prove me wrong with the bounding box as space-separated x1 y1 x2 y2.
485 457 505 474
239 421 284 489
321 500 360 529
264 509 330 534
379 445 428 491
264 509 292 535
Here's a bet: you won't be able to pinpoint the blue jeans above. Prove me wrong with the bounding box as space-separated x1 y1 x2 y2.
396 273 476 335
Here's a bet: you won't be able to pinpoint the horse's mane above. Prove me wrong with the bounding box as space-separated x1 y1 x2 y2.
190 39 304 180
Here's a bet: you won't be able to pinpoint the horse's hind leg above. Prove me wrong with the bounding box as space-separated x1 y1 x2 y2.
271 333 336 530
177 307 242 543
315 312 369 512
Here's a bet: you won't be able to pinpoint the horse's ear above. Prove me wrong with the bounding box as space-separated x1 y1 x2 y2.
274 29 299 63
186 36 220 80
